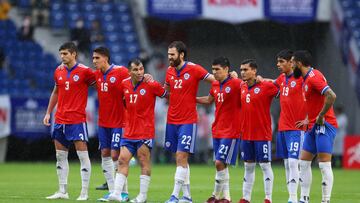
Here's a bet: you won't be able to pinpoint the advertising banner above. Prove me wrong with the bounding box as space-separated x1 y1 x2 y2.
0 95 11 138
264 0 318 23
343 135 360 169
147 0 202 20
202 0 264 23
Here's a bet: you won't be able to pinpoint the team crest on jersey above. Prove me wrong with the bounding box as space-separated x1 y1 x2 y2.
304 85 308 92
254 87 260 94
110 76 116 83
184 73 190 80
290 81 296 88
140 89 146 95
73 74 79 82
225 87 231 93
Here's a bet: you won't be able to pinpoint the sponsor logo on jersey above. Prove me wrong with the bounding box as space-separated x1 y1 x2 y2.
125 89 129 94
184 146 189 150
264 154 268 159
140 89 146 95
291 81 296 88
114 143 118 147
73 74 79 82
171 76 174 80
59 76 63 81
110 76 116 83
220 155 225 159
184 73 190 80
225 86 231 93
254 87 260 94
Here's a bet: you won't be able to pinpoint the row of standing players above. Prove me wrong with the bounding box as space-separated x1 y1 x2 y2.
42 41 338 203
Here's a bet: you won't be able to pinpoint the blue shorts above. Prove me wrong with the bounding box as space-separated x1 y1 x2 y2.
276 130 304 159
164 123 197 154
98 127 123 150
52 123 89 148
302 122 337 154
213 138 240 165
240 140 272 162
120 138 154 156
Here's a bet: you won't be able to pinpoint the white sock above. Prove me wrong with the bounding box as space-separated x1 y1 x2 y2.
113 173 127 196
260 162 274 201
182 164 191 198
243 162 256 201
113 160 118 172
319 162 333 202
77 151 91 196
56 150 69 193
102 157 115 192
214 169 226 199
299 160 312 201
288 158 299 202
123 179 128 194
223 167 231 200
284 159 290 190
172 166 187 198
139 175 151 200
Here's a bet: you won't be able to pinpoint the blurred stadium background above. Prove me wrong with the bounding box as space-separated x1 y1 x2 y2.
0 0 360 201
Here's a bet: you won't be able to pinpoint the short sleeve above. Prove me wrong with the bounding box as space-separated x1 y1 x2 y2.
267 82 279 97
195 64 210 80
309 73 329 95
85 68 96 86
151 81 167 98
165 68 171 86
274 74 282 88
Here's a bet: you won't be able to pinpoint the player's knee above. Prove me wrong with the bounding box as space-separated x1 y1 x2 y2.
215 160 226 171
101 149 111 157
118 156 130 167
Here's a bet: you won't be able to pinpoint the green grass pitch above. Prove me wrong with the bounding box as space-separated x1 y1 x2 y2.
0 162 359 203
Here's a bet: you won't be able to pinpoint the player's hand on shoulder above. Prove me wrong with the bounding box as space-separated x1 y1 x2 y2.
230 71 238 78
144 74 154 83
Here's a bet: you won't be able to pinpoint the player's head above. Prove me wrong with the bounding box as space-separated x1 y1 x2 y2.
212 56 230 82
292 50 312 78
168 41 187 67
240 59 257 81
128 58 144 82
276 49 293 74
59 42 78 65
93 46 110 70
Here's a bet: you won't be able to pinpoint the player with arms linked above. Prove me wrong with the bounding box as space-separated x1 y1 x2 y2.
292 50 337 203
109 59 167 203
43 42 95 201
196 57 242 203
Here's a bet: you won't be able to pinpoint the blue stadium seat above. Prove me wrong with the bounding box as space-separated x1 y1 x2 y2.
50 11 66 29
99 3 114 13
81 2 97 13
65 2 79 13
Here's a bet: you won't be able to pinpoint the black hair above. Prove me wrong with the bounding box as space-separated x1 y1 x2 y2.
59 42 78 54
93 46 111 63
276 49 293 61
168 41 187 60
127 58 143 69
241 59 258 70
212 56 231 68
293 50 312 66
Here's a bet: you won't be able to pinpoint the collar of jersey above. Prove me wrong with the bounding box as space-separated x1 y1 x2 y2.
285 72 294 84
219 75 231 90
176 61 187 77
65 62 79 78
103 64 114 81
303 67 313 81
132 77 144 91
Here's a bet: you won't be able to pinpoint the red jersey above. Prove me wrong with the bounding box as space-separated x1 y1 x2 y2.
95 65 129 128
121 78 167 139
54 63 95 124
209 77 242 139
165 62 210 124
302 68 338 129
274 73 307 131
240 81 279 141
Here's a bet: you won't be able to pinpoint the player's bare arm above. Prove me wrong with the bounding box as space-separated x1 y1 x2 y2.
196 95 214 104
316 88 336 125
43 85 58 126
